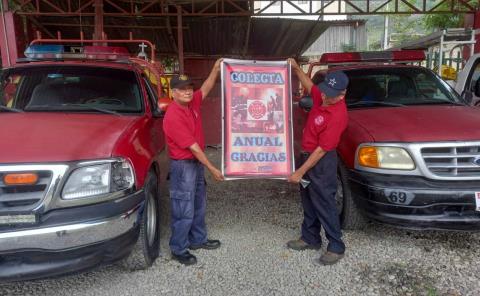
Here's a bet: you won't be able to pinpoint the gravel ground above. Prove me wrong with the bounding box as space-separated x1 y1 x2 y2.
1 148 480 296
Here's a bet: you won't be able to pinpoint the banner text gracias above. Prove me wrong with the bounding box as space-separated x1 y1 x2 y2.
231 136 286 162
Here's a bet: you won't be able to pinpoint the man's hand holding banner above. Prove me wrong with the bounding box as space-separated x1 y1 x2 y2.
221 59 294 179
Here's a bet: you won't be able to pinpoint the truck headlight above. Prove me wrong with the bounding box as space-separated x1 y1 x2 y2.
62 159 134 200
357 146 415 170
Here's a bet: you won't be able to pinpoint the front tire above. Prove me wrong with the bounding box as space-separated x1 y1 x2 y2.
337 161 367 230
122 171 160 271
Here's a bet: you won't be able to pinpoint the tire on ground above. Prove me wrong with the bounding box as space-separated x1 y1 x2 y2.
122 171 161 271
338 161 367 230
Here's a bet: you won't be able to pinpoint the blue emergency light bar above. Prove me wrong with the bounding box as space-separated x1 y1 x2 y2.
24 45 65 59
24 44 131 61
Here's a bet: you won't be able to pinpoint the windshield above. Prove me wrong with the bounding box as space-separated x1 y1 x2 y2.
0 66 142 114
341 67 463 108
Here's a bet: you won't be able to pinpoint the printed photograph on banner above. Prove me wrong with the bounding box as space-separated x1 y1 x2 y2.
222 59 294 179
231 87 284 134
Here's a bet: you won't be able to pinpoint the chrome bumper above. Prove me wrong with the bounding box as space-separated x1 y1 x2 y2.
0 205 141 252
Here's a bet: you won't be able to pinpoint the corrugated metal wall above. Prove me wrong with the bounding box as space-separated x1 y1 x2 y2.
302 21 367 58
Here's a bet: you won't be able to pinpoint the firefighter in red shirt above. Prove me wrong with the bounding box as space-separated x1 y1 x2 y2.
163 59 224 265
286 58 348 266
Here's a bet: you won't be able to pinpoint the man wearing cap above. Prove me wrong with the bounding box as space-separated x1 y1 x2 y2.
163 59 224 266
286 58 349 266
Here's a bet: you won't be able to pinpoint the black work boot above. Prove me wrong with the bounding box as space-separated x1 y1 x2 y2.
171 251 197 265
190 239 221 250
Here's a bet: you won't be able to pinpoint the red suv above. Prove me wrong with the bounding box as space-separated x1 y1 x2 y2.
0 41 168 281
294 51 480 231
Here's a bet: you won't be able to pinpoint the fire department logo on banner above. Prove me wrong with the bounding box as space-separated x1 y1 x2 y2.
247 100 268 120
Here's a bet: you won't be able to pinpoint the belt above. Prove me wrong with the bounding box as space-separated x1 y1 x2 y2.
171 158 199 163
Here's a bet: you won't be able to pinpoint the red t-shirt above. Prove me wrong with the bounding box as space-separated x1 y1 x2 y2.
301 85 348 152
163 90 205 159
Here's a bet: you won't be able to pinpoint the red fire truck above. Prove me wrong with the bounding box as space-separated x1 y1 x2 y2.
295 50 480 231
0 38 170 281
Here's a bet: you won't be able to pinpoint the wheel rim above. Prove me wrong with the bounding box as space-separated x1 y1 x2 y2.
335 174 344 216
146 192 157 247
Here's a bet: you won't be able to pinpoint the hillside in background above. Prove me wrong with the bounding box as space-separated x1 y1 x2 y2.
352 14 433 50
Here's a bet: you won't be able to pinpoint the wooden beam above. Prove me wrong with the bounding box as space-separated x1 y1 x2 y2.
177 5 184 74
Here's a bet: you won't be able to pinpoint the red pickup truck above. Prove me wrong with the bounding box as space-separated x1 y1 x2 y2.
0 41 168 281
294 50 480 231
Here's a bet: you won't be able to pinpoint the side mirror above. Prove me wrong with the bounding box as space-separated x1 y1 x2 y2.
154 97 171 117
299 96 313 111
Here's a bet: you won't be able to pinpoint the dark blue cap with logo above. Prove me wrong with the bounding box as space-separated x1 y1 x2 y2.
318 71 349 98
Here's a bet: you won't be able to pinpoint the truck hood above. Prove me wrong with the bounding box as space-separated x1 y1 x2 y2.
0 113 140 163
348 105 480 142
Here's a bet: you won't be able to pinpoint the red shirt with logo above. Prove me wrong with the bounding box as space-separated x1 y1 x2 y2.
301 85 348 152
163 90 205 159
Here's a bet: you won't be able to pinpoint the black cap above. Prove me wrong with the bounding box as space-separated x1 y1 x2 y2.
170 74 194 89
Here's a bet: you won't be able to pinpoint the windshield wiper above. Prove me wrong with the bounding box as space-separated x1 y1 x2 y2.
408 101 466 106
348 101 405 108
26 104 121 115
0 105 24 113
61 104 121 115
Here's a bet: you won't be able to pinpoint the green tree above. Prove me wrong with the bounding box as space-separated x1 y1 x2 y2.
389 15 419 47
369 39 383 51
423 3 463 30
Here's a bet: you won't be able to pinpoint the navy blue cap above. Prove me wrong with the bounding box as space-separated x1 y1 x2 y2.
318 71 349 98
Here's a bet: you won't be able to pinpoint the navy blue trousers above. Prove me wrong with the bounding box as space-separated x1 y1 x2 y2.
300 151 346 254
169 159 208 255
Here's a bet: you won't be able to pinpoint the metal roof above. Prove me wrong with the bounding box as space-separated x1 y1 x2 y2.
35 16 329 58
10 0 477 17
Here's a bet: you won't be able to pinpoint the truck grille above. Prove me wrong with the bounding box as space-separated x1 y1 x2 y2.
421 145 480 178
0 171 52 210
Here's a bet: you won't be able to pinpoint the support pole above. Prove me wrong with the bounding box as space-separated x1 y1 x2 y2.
0 0 11 67
438 30 444 76
470 28 475 58
462 12 478 59
383 15 389 50
1 0 8 12
0 0 18 67
242 17 251 57
94 0 104 40
473 10 480 54
177 5 184 74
